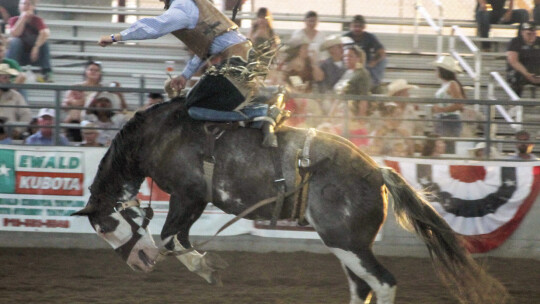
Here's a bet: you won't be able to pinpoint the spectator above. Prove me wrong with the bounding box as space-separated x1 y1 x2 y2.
468 142 501 159
77 121 103 147
62 61 105 142
0 118 12 144
343 15 387 87
475 0 529 51
290 11 326 61
84 93 128 146
334 45 371 117
506 22 540 97
369 102 414 157
249 7 278 50
318 35 346 93
0 63 31 138
25 108 70 145
431 56 466 154
421 133 446 157
0 37 25 84
508 130 537 160
0 1 18 33
6 0 52 82
144 92 164 109
280 36 324 93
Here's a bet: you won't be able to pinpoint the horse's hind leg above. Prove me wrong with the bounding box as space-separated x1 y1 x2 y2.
331 248 396 304
341 263 373 303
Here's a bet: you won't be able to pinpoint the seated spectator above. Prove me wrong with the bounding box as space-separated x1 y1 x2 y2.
6 0 52 82
343 15 387 87
475 0 529 51
432 56 466 154
334 45 371 117
508 130 537 160
77 121 103 147
0 118 12 144
280 36 324 92
84 93 128 146
318 35 346 93
421 133 446 157
144 92 164 109
290 11 326 61
506 22 540 97
25 108 70 146
468 142 501 159
249 7 278 50
62 61 104 142
368 102 414 157
0 37 26 84
0 63 31 138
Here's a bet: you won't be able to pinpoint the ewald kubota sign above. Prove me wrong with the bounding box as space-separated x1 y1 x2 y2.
0 149 84 196
0 148 85 230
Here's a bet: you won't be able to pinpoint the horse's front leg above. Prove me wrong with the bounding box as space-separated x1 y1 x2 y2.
161 194 228 285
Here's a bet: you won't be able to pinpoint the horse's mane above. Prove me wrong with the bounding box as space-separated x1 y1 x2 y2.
90 97 191 198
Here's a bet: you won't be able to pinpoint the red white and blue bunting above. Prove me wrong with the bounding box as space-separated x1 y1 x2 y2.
384 158 540 253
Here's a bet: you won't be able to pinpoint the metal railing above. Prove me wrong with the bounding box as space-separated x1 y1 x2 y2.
413 0 444 57
449 25 482 100
488 71 522 131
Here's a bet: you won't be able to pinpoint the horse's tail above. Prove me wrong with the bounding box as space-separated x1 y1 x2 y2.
380 167 510 304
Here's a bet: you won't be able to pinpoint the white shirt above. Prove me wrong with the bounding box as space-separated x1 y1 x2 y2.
120 0 246 80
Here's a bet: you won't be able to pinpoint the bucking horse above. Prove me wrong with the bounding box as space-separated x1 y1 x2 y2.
73 97 509 304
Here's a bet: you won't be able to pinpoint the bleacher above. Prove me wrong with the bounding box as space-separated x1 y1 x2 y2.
4 3 540 154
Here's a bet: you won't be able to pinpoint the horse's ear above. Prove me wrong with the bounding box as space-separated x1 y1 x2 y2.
71 204 96 216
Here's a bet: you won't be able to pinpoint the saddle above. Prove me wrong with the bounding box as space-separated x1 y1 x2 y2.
189 85 290 148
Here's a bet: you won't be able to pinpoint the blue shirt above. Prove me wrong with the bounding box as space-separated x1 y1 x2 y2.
25 131 70 146
120 0 246 80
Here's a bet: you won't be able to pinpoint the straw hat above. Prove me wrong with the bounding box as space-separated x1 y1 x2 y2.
431 56 463 73
0 63 19 76
386 79 419 96
88 91 121 109
467 142 500 158
319 34 342 51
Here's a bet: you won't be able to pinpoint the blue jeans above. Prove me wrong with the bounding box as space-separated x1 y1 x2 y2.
367 57 387 86
6 38 52 74
188 103 268 122
434 113 462 154
475 9 529 48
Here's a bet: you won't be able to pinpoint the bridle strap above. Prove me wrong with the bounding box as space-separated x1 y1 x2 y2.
113 201 154 261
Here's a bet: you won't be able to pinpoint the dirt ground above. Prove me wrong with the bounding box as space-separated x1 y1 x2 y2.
0 248 538 304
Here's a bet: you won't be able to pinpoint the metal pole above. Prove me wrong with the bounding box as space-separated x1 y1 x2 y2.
474 51 481 99
54 89 62 145
413 1 420 52
484 104 492 158
139 75 146 108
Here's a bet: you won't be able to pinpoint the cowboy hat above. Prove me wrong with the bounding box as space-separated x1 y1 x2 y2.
467 142 501 158
431 56 463 73
80 120 99 134
88 91 122 110
386 79 419 96
0 64 19 76
319 34 343 51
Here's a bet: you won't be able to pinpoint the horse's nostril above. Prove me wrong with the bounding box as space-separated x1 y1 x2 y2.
138 250 155 267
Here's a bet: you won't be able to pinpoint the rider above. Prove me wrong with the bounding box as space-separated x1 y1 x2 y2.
98 0 281 147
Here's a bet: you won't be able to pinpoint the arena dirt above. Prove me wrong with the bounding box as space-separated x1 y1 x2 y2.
0 248 538 303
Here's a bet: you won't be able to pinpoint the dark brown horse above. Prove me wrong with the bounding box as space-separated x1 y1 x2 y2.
73 98 508 304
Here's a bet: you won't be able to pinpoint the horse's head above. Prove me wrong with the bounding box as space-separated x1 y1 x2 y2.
72 198 159 272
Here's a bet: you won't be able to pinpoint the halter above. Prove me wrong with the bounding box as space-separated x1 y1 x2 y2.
113 199 154 261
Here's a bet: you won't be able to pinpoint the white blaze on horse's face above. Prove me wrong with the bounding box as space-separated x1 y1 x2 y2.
94 205 159 273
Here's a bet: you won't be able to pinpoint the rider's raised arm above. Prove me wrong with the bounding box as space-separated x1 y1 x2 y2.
120 1 198 41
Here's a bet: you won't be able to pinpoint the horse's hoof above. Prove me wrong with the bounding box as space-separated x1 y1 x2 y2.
209 271 223 287
204 252 229 270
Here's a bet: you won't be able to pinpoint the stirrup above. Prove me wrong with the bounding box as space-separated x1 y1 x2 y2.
261 121 278 148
